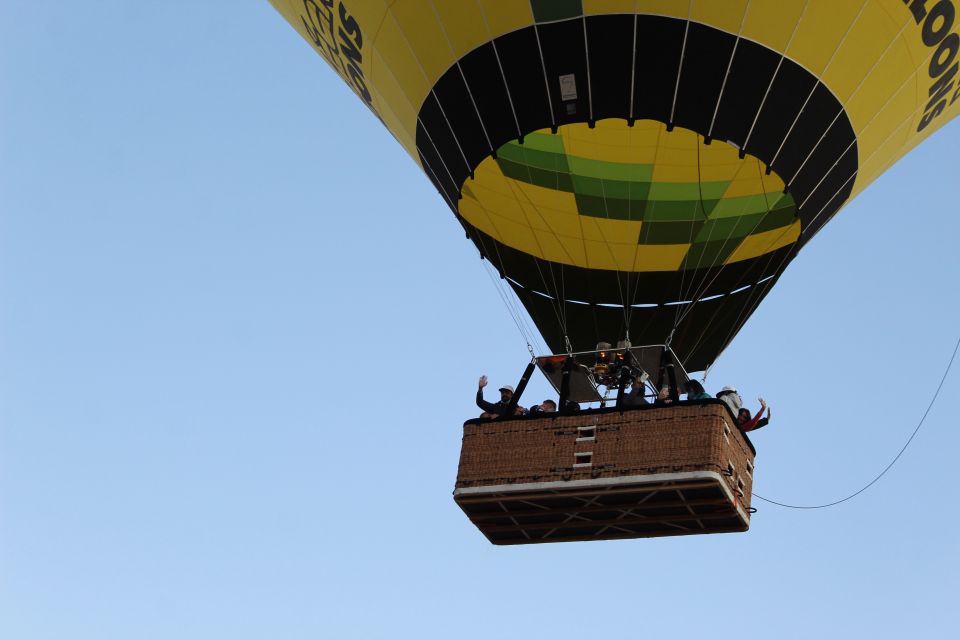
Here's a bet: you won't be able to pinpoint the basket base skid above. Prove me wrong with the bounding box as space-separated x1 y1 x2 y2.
454 471 750 545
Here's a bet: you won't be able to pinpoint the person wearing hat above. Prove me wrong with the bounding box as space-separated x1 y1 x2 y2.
716 386 743 416
476 375 526 419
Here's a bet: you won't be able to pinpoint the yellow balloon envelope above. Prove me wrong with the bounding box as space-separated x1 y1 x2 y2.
270 0 960 370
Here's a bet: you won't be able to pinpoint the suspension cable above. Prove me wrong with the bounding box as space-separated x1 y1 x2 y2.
474 230 545 355
679 168 794 363
480 258 537 351
501 175 571 342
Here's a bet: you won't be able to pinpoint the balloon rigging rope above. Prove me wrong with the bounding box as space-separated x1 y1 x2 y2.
463 167 563 352
472 228 544 354
680 164 793 364
670 152 782 360
673 2 876 359
753 331 960 509
669 135 704 335
598 171 632 331
571 144 630 332
480 257 543 354
417 148 543 353
679 157 773 320
503 172 571 342
705 39 948 370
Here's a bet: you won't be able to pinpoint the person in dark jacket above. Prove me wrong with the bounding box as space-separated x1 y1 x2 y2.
476 375 525 418
623 372 650 406
528 399 557 415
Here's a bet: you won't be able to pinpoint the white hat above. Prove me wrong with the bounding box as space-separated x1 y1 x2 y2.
499 384 515 393
720 385 738 393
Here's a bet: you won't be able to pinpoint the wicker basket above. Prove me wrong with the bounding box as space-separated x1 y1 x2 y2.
454 401 755 544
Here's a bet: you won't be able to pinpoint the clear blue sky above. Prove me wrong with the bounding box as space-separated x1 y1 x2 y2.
1 3 958 639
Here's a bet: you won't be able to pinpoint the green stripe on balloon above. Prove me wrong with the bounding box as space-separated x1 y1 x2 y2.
530 0 583 23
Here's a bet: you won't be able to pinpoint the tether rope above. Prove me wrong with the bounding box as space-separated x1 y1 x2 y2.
753 332 960 509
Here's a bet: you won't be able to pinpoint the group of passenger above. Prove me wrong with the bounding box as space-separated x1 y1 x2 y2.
621 376 710 405
476 375 556 419
476 373 772 432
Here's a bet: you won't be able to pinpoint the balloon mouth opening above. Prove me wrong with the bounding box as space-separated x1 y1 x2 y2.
458 118 799 274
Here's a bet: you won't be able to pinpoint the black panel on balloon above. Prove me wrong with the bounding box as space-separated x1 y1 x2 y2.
672 22 736 133
536 18 590 126
709 38 781 146
511 275 780 373
415 119 459 204
459 43 519 149
773 82 843 183
495 28 555 137
788 114 855 205
431 70 490 179
799 145 858 236
742 62 817 164
631 16 685 123
586 14 635 122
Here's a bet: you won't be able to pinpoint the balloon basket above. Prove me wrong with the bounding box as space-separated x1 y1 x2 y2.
454 402 755 545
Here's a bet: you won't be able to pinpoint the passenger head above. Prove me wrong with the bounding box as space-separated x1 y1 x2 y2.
658 386 673 403
498 384 514 402
685 380 705 396
541 399 557 412
737 408 751 425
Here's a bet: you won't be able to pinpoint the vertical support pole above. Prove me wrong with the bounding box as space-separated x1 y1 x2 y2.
662 346 681 402
666 364 680 403
657 346 671 395
559 356 574 412
615 347 635 411
615 375 629 410
505 361 536 416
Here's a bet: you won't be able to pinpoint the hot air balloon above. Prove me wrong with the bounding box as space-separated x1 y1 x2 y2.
270 0 960 543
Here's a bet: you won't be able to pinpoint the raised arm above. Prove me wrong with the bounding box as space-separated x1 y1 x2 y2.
476 375 498 412
753 406 772 431
742 398 768 432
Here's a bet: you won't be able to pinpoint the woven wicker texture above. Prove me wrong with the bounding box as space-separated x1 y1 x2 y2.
456 403 754 512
